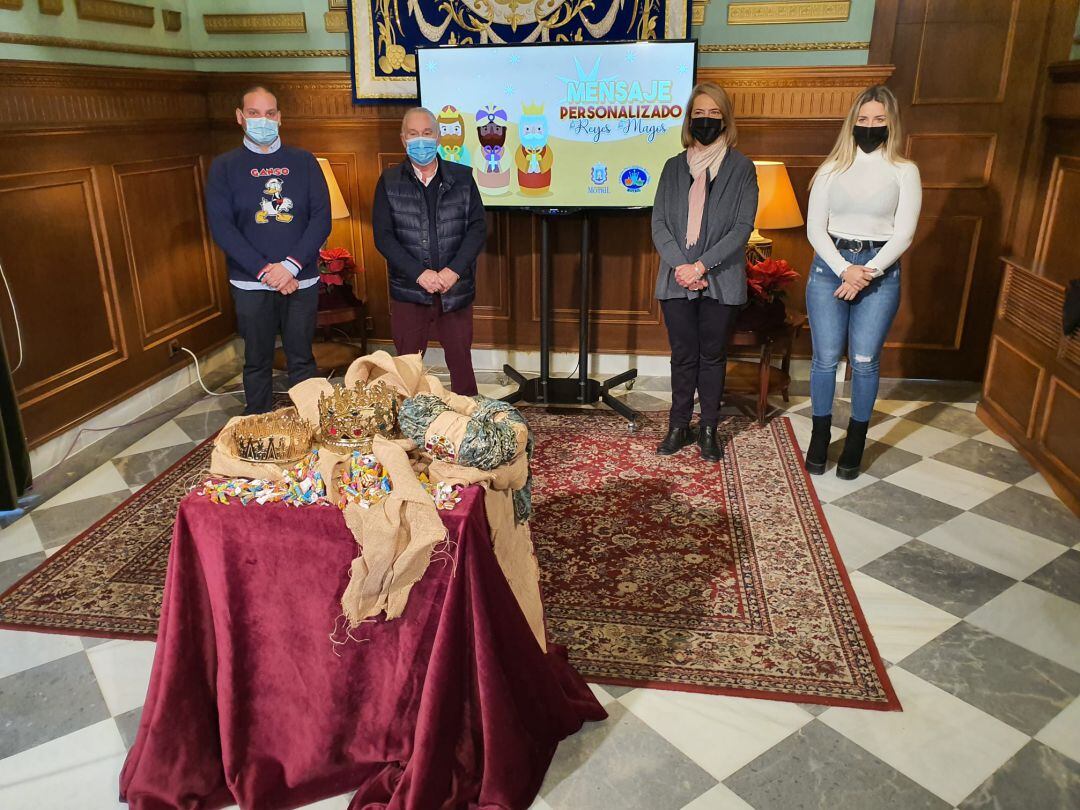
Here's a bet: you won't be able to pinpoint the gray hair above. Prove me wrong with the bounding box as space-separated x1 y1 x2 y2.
401 106 437 134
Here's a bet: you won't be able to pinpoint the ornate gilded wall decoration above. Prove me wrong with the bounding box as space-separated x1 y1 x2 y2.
161 8 181 31
75 0 154 27
203 12 307 35
324 9 347 33
727 1 851 25
349 0 689 101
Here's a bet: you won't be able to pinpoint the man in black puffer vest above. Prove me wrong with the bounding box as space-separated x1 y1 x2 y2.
373 107 487 395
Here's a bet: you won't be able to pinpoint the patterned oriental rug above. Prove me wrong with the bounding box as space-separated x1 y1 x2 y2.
0 411 897 709
528 411 898 710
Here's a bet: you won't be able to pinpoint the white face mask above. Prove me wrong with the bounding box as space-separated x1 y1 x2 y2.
245 117 279 146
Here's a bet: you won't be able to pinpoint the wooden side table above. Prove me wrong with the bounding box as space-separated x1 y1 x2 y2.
724 314 806 425
273 291 367 376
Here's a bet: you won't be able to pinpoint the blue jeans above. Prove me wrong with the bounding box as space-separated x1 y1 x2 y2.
806 246 901 422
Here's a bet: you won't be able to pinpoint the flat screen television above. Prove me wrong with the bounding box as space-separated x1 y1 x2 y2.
416 39 697 210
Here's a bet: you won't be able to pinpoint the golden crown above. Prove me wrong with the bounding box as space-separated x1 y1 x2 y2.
521 101 545 116
232 408 313 464
317 380 400 453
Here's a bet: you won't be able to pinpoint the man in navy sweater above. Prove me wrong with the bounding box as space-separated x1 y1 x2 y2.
206 86 331 414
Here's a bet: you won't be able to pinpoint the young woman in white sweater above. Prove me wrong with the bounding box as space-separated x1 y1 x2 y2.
803 85 922 479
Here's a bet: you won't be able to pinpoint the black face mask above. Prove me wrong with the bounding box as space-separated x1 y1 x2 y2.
853 125 888 154
690 117 725 146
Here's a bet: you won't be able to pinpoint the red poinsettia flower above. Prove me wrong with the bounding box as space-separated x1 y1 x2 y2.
745 257 799 303
317 248 359 286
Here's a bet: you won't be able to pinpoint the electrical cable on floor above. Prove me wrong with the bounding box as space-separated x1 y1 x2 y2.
0 258 24 373
180 347 247 398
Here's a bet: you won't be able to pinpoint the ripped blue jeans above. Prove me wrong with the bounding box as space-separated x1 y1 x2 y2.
806 247 901 423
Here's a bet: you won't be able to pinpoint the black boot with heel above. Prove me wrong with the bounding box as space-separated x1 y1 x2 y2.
804 414 831 475
836 418 869 480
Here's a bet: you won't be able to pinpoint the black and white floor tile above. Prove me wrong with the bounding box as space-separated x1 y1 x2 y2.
1 369 1078 809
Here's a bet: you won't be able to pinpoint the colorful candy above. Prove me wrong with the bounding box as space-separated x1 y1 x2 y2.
198 448 461 511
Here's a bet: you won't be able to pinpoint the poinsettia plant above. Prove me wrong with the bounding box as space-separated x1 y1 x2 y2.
317 247 358 287
746 257 799 304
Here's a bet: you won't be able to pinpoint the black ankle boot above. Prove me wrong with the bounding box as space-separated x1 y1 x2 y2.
804 414 832 475
836 419 870 480
697 425 723 462
657 425 694 455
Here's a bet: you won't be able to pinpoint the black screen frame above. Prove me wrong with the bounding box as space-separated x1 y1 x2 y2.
414 38 699 214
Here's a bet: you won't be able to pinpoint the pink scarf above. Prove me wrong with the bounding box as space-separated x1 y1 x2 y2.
685 141 728 248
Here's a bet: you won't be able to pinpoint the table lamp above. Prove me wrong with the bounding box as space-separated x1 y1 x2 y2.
749 161 803 260
317 157 351 221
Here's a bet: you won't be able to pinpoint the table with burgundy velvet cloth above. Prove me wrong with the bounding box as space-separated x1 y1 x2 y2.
119 485 605 810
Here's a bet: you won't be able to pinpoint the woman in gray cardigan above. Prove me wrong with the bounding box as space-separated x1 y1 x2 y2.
652 82 759 461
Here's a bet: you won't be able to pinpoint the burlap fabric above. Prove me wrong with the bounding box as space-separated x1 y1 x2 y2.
207 351 546 651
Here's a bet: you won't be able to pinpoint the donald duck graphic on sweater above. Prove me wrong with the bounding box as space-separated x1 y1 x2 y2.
255 177 294 224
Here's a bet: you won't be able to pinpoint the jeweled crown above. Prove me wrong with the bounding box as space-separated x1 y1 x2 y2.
232 409 313 463
317 380 399 453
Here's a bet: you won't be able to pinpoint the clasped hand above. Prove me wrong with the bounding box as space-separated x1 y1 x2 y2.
417 267 460 295
675 262 708 291
263 263 298 295
835 265 876 301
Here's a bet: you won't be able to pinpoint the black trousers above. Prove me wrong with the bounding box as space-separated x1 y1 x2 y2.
231 285 319 414
660 296 739 428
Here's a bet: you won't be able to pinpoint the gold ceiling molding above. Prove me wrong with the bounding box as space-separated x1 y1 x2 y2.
162 8 180 31
203 12 307 35
728 1 851 25
0 0 24 9
194 48 347 58
0 31 348 58
691 0 710 26
324 9 347 33
38 0 62 12
700 40 867 52
0 31 188 56
76 0 154 27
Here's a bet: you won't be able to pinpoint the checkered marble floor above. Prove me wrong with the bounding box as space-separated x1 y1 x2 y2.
2 369 1079 809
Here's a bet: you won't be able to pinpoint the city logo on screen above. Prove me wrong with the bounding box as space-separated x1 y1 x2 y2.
620 166 649 192
589 163 609 194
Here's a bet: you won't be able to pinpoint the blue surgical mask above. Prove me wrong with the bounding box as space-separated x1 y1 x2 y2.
244 117 279 146
405 136 438 166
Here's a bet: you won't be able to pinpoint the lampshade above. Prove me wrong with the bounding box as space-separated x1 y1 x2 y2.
753 161 804 230
317 157 351 220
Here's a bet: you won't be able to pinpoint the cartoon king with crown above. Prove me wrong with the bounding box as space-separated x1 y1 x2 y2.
473 104 511 195
514 102 554 196
436 105 470 167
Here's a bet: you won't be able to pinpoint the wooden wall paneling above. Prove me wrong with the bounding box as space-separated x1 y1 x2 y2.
1033 154 1080 286
907 133 997 188
471 212 513 343
0 63 240 447
113 155 221 349
885 214 980 351
0 167 126 424
912 0 1019 105
983 334 1044 438
1038 375 1080 490
880 0 1059 379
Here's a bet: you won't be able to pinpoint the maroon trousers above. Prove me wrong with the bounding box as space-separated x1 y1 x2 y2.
391 295 478 395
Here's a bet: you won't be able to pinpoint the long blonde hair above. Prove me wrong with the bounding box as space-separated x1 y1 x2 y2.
811 85 909 186
680 82 738 149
